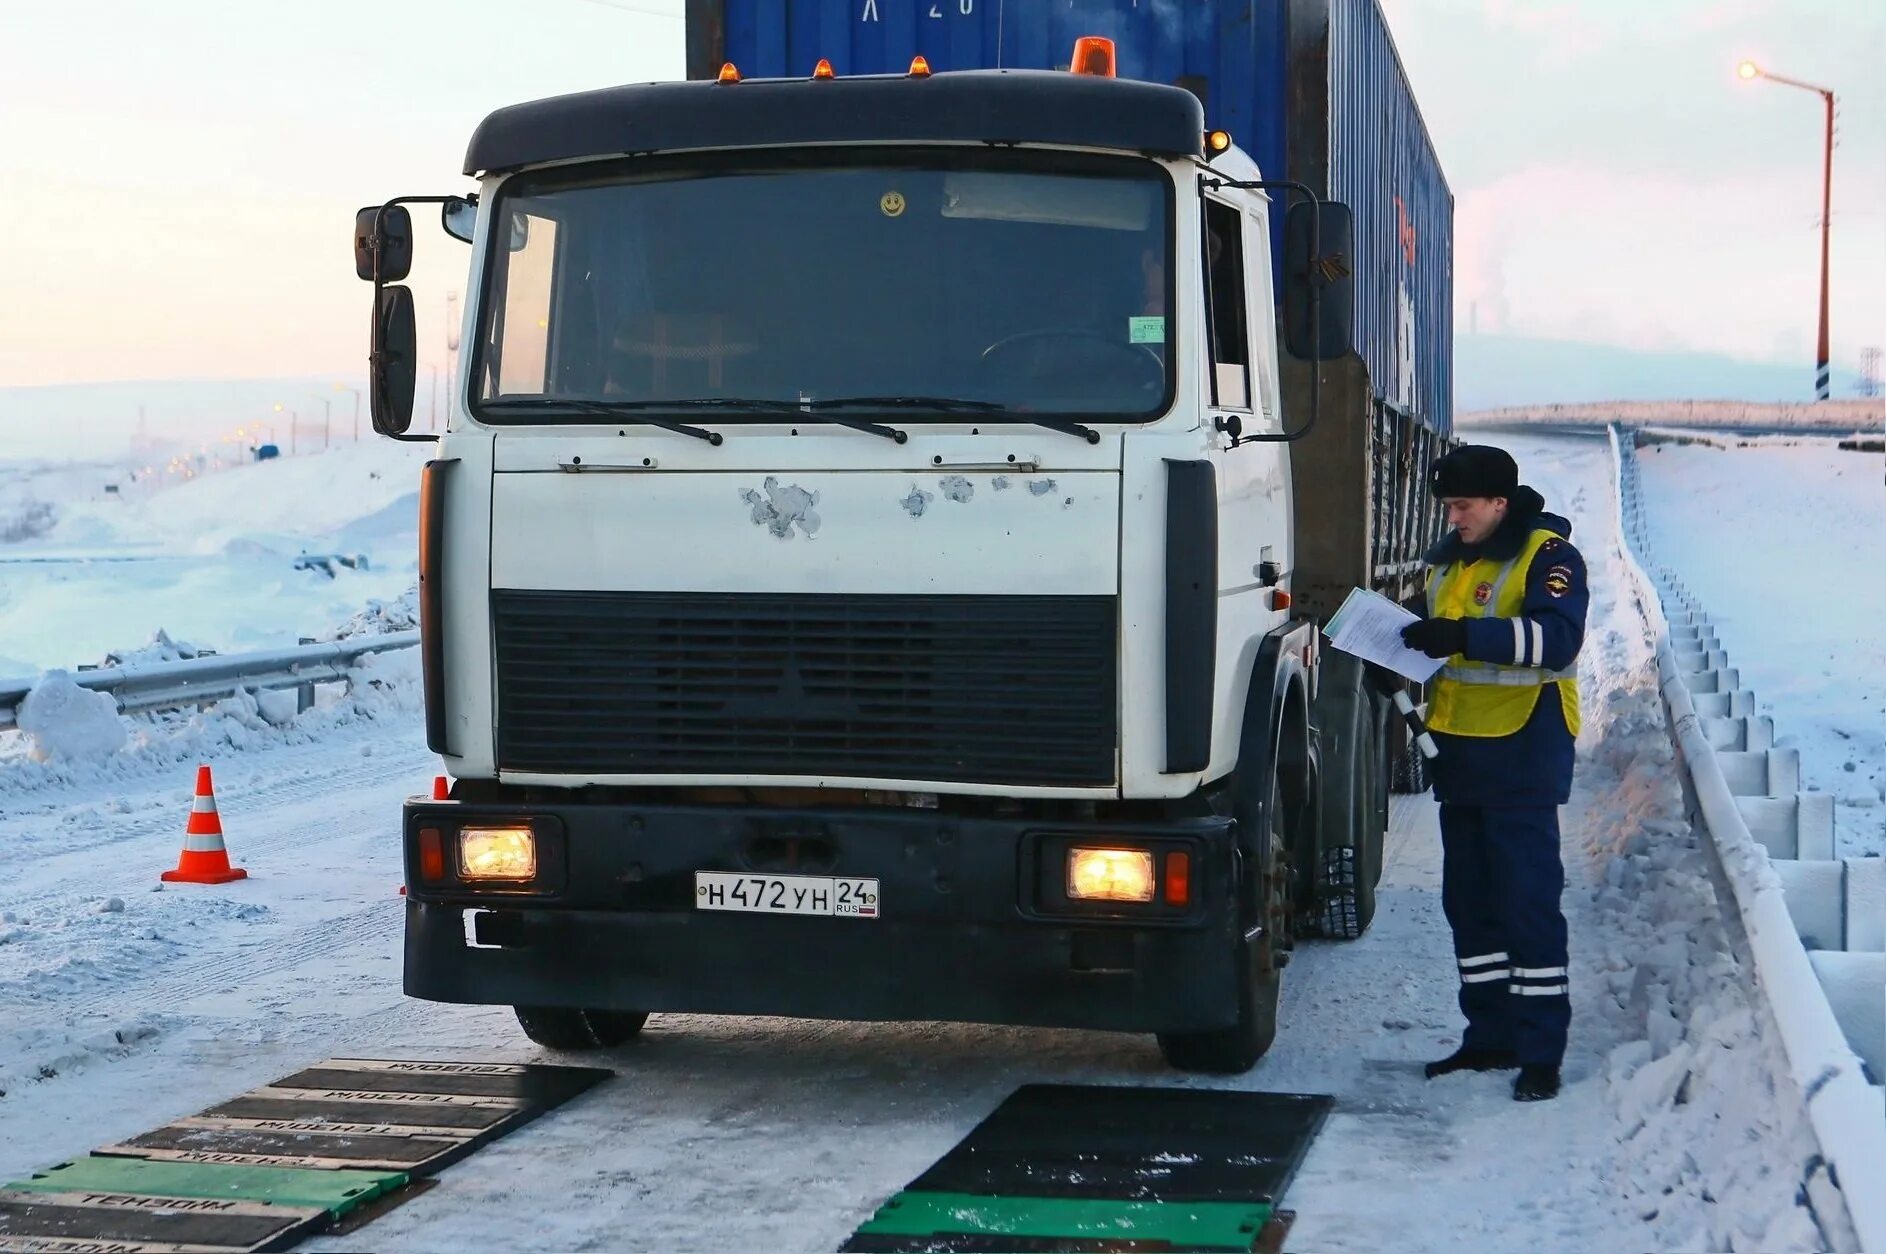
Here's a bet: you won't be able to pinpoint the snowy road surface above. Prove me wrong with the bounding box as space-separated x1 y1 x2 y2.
0 433 1834 1250
1636 436 1885 858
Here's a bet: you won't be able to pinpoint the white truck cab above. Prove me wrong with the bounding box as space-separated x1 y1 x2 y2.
357 55 1407 1074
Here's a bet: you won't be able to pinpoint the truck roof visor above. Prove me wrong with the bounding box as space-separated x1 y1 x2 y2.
1071 37 1116 78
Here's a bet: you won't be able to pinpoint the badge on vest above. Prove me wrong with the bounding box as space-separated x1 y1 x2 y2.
1473 581 1494 606
1545 565 1573 597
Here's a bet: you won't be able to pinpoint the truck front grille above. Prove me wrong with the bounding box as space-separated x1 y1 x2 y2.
491 590 1117 786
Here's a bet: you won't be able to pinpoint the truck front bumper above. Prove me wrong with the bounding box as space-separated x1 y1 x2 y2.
401 797 1245 1034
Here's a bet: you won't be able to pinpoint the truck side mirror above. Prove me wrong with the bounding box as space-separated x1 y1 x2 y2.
354 205 414 282
370 285 418 435
1283 201 1355 362
442 197 477 244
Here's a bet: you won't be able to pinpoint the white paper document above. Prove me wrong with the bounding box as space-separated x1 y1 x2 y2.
1322 586 1448 683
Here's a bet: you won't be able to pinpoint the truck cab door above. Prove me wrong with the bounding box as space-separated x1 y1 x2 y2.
1198 190 1291 771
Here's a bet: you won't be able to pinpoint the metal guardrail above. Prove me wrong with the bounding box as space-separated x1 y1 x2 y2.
1611 425 1884 1252
0 632 419 731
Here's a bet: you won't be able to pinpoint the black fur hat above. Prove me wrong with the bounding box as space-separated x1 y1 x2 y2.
1429 445 1520 499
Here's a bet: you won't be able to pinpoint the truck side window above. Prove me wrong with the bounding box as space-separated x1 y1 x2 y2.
1201 199 1250 410
488 211 559 397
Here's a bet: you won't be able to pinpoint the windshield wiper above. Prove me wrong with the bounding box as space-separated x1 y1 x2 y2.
811 396 1101 445
482 397 728 445
631 396 908 443
485 396 913 444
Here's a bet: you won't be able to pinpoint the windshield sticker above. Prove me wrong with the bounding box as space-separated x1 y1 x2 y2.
880 190 907 218
1129 315 1165 344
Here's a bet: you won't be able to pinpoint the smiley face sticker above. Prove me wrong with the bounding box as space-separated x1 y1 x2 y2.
880 190 906 218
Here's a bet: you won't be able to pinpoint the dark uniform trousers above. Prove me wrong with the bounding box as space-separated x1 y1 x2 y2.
1438 803 1570 1065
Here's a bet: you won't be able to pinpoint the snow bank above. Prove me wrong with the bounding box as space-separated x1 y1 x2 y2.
0 647 422 796
1608 428 1883 1250
0 441 429 672
1637 438 1885 858
325 585 419 640
15 672 128 763
1574 674 1826 1250
43 441 432 555
100 629 207 669
1552 482 1827 1250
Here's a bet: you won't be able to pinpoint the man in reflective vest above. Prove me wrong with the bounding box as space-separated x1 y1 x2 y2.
1399 445 1588 1102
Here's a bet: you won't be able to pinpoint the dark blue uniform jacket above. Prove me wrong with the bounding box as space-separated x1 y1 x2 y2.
1424 487 1589 808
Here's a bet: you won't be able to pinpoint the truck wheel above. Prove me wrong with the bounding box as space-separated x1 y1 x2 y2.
513 1006 649 1049
1308 689 1383 941
1157 767 1288 1074
1368 702 1392 888
1390 725 1431 795
1317 711 1384 939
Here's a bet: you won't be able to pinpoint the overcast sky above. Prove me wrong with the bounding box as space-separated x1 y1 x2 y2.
2 0 1880 392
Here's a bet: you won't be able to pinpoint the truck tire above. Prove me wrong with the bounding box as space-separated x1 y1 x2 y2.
1315 698 1388 939
1368 701 1392 889
1390 724 1431 795
1157 766 1289 1074
513 1007 649 1049
1305 678 1380 935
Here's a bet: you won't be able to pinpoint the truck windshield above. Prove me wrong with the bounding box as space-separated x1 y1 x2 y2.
470 150 1174 424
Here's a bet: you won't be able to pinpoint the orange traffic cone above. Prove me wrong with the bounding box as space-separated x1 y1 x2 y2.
161 765 248 884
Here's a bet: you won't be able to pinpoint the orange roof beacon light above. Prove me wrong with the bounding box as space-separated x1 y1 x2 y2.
907 54 932 78
1071 36 1117 78
812 58 835 80
716 61 741 84
1206 129 1233 156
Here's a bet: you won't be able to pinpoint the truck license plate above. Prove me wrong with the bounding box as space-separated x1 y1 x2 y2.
694 872 879 919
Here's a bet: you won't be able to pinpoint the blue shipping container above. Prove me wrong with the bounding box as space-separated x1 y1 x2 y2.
686 0 1452 434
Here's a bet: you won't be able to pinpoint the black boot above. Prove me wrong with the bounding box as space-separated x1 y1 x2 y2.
1513 1064 1561 1102
1424 1045 1519 1079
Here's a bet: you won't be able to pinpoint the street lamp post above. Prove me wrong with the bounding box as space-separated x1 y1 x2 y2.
310 396 333 450
334 383 362 442
1739 60 1836 401
274 404 298 455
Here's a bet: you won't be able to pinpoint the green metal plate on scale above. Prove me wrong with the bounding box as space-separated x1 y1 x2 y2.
5 1057 613 1251
852 1192 1271 1252
842 1085 1330 1254
7 1156 403 1217
0 1187 325 1254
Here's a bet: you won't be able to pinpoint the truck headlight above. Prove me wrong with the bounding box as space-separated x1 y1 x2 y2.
459 826 537 880
1066 847 1154 903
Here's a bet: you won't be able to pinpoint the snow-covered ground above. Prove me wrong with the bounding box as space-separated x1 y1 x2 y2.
0 430 1842 1250
1636 437 1886 858
0 443 432 676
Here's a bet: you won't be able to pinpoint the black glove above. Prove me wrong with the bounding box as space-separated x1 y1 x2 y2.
1401 617 1468 659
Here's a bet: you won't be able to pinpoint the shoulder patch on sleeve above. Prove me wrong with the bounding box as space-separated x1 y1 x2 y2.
1544 564 1575 598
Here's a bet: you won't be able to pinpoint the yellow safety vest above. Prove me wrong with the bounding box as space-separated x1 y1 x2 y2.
1425 528 1582 739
